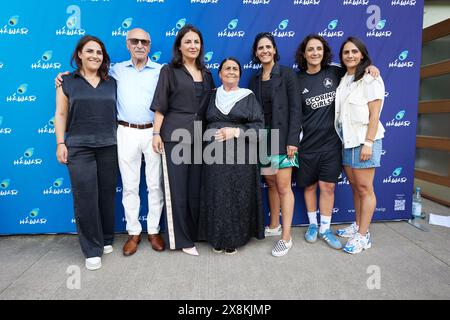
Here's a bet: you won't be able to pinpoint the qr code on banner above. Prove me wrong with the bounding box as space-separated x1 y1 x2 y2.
394 200 406 211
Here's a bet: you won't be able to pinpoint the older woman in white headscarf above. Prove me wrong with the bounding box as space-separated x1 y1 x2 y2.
198 57 265 255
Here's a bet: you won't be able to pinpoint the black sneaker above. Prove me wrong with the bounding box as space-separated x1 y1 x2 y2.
224 248 237 255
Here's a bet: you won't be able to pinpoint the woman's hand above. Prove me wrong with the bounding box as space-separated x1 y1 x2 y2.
55 71 70 88
215 127 239 142
365 65 380 78
287 145 298 159
360 144 372 161
152 134 164 154
56 144 68 164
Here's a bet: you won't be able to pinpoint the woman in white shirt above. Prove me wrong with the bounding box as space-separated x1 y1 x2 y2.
334 37 385 254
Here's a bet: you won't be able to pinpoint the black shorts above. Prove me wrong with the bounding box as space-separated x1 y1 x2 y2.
296 149 342 188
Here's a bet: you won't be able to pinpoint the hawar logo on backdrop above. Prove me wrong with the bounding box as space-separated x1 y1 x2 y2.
31 50 61 70
343 0 370 5
151 51 162 62
386 110 411 127
56 5 85 36
190 0 219 4
0 15 28 35
13 148 43 166
318 19 344 38
366 5 392 37
218 19 245 38
43 178 71 196
243 60 261 70
272 20 295 38
166 18 186 37
204 52 220 69
112 17 133 37
391 0 416 6
293 0 320 5
383 167 408 184
389 50 414 68
0 116 12 135
122 214 148 224
0 179 19 197
0 61 3 69
6 84 37 103
38 116 55 135
20 208 47 225
243 0 271 5
337 172 350 185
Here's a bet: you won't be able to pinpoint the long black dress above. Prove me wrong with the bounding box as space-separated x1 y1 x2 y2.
198 91 265 249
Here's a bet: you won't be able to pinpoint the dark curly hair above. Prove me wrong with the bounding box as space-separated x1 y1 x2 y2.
70 35 110 80
295 34 332 71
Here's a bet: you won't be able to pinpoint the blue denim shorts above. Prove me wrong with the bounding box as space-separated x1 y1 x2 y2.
342 139 382 169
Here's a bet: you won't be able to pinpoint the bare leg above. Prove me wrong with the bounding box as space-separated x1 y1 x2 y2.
352 168 376 235
304 182 318 214
344 166 361 227
276 168 294 242
264 175 281 228
318 181 336 218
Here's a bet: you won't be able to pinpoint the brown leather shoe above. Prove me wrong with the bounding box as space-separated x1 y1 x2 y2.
148 233 165 252
123 235 141 256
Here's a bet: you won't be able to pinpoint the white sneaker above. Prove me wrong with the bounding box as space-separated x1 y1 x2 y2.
271 238 292 257
343 232 371 254
265 225 282 237
85 257 102 270
103 245 113 254
336 222 359 238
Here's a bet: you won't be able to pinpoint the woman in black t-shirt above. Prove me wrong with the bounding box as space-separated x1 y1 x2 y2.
55 35 118 271
295 34 378 251
151 25 215 256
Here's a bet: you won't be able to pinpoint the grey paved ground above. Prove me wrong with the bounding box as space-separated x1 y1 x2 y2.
1 198 449 300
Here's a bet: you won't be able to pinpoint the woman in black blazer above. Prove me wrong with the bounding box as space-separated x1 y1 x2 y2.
249 32 302 257
151 25 215 256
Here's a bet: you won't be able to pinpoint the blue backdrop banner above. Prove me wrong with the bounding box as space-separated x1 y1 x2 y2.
0 0 423 234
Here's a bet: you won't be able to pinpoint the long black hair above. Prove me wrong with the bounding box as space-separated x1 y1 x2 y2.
295 34 332 71
251 32 280 64
70 35 110 80
339 36 372 82
170 24 205 69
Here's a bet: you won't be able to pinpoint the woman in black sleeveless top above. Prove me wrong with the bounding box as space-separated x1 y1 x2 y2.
54 35 118 271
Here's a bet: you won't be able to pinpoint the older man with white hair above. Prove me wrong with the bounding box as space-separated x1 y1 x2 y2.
111 28 165 256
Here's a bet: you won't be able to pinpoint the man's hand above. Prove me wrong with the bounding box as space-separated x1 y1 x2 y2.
55 71 70 88
365 65 380 78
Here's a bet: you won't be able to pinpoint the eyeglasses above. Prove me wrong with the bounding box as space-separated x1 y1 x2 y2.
127 38 151 47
